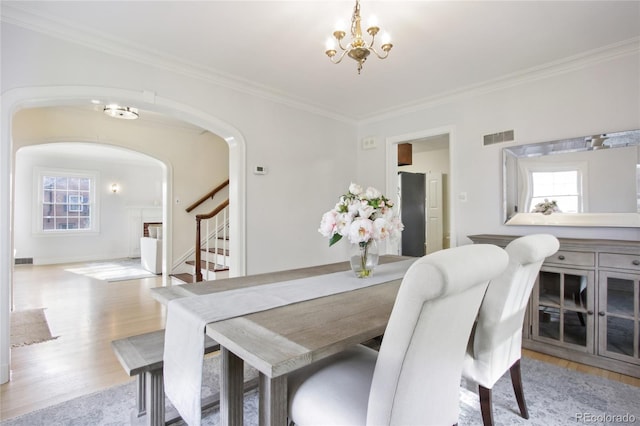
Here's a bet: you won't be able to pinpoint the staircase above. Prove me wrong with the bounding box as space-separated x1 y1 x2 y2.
171 180 231 284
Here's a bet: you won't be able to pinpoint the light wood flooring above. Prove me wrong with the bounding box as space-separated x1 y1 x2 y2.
1 262 639 421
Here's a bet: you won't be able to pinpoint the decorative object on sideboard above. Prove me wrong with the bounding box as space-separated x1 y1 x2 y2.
531 199 560 215
319 182 403 278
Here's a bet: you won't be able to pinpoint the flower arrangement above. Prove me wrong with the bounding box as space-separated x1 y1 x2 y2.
532 199 560 215
318 182 404 246
319 183 404 278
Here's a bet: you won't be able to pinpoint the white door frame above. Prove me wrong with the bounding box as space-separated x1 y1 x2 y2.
0 85 247 383
385 126 456 253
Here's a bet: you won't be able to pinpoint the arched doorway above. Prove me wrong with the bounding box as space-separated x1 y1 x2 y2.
1 86 247 383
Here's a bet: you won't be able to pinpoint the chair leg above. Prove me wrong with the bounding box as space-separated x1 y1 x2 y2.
479 385 494 426
509 360 529 419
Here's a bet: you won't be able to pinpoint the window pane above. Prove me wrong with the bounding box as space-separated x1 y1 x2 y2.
55 177 68 190
538 306 560 341
40 173 94 233
68 177 80 190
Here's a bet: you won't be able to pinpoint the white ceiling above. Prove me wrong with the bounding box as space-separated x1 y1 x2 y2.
2 1 640 122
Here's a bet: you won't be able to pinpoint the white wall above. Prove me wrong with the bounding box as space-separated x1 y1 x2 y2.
11 106 229 268
14 144 163 264
358 50 640 245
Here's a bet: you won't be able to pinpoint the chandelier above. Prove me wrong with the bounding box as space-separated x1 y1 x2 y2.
325 0 393 74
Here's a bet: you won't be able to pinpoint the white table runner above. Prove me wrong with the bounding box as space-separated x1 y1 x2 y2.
163 259 415 425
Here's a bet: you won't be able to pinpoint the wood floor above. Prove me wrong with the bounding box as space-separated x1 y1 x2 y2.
2 262 639 421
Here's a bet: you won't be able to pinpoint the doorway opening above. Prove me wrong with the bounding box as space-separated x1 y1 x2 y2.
386 129 453 256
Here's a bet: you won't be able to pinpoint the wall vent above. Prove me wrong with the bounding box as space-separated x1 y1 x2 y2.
483 130 514 146
15 258 33 265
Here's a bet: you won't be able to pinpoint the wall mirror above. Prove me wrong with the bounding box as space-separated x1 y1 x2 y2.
503 129 640 227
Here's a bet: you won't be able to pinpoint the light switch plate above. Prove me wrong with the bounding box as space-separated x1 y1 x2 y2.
362 137 377 150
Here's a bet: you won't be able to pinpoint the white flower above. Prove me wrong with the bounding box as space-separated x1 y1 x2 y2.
390 216 404 239
364 186 381 199
373 217 390 240
349 182 363 196
348 218 374 244
318 210 337 237
357 201 375 219
335 212 353 236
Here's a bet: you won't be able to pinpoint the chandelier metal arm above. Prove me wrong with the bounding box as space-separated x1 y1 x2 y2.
368 45 392 60
327 48 350 64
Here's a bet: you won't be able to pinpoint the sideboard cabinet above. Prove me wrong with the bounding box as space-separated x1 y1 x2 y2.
468 235 640 378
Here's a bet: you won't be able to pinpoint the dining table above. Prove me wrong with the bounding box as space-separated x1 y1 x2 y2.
151 255 414 426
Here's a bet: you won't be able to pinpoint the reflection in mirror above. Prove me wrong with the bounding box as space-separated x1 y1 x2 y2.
503 130 640 227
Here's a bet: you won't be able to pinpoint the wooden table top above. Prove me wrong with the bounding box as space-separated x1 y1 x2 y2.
205 279 401 378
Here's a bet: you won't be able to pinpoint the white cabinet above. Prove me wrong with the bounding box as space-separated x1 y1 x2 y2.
140 237 162 274
469 235 640 378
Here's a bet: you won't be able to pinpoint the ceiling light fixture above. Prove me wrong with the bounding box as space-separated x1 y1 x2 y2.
325 0 393 74
103 104 139 120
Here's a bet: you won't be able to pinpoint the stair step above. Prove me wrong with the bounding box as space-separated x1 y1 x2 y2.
171 273 195 284
186 260 230 272
202 247 230 256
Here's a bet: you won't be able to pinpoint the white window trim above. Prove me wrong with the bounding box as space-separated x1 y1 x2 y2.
33 167 100 236
517 159 588 214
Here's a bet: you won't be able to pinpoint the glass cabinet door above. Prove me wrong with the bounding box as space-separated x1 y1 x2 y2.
532 267 595 351
598 271 640 365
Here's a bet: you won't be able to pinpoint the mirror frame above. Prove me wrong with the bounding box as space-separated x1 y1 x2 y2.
503 129 640 227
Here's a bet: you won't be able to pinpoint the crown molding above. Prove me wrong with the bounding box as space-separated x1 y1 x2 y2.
360 37 640 124
0 4 356 125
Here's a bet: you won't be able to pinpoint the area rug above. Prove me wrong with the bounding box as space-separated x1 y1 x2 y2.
10 308 58 348
65 258 157 282
2 355 638 425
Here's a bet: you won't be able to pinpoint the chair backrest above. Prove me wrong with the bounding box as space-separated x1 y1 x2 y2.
471 234 559 358
462 234 559 390
366 244 509 425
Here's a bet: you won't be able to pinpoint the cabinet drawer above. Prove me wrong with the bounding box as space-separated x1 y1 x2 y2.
544 250 594 267
600 253 640 271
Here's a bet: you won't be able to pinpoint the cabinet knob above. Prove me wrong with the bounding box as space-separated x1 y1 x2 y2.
587 310 594 315
558 255 565 260
632 259 640 266
598 311 606 317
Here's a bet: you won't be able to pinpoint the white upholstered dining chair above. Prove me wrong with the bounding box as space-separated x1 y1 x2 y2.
461 234 559 426
287 244 509 426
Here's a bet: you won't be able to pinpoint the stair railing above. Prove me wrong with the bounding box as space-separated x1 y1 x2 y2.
195 199 229 282
185 179 230 213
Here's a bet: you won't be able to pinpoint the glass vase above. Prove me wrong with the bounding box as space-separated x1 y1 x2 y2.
350 240 379 278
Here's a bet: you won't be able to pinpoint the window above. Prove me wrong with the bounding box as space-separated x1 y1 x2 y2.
528 170 582 213
38 170 97 233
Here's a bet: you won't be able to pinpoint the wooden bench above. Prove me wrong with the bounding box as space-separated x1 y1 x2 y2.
111 329 220 426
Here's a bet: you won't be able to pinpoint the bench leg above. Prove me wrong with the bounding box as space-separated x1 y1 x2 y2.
136 374 147 417
144 369 165 426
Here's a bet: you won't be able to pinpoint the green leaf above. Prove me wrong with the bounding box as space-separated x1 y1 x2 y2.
329 234 342 246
